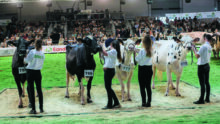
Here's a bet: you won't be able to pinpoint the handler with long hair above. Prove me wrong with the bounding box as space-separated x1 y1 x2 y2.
101 40 122 109
24 39 45 114
135 35 153 107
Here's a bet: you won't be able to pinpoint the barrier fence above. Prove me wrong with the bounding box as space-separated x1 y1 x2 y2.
0 45 66 57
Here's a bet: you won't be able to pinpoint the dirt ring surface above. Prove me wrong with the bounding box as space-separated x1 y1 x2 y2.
0 82 220 118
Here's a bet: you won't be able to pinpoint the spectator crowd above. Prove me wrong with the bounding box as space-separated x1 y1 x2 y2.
1 16 220 48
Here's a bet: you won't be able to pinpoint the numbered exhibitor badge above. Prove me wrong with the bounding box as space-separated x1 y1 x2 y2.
18 67 27 74
121 65 131 72
84 70 94 77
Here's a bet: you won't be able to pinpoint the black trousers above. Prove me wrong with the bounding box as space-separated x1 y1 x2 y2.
198 63 210 101
104 68 119 107
27 69 43 110
138 65 153 104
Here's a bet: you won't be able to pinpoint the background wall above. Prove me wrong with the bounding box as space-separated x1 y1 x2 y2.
180 0 216 13
0 0 216 21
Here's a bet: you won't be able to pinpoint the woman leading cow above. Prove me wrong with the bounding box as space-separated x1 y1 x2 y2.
24 39 45 114
135 35 153 107
100 40 122 109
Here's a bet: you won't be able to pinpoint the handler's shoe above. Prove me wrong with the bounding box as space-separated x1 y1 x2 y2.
205 99 210 103
142 103 151 107
40 109 44 113
29 110 37 114
113 104 122 109
193 100 205 104
102 106 113 110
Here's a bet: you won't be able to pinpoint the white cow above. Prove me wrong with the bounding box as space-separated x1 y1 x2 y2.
115 39 136 102
152 36 194 96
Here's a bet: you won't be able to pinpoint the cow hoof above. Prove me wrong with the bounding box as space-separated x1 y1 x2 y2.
165 93 169 96
36 94 39 97
176 94 181 97
78 92 81 96
128 98 132 101
81 102 85 105
18 104 23 108
65 96 70 98
152 85 155 89
22 94 25 97
87 99 93 103
122 100 125 102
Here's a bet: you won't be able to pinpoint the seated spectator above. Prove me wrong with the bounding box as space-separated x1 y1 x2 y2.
47 37 52 46
59 34 64 45
63 37 69 45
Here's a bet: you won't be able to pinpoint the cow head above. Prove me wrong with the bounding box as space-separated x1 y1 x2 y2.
83 35 102 54
167 43 181 65
123 39 135 52
180 35 193 52
8 37 34 57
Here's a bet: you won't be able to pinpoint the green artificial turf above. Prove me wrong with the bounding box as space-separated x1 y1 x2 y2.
1 53 220 93
1 52 220 124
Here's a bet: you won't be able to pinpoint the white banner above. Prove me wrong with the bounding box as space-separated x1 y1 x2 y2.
0 19 11 26
166 11 219 20
42 45 66 53
0 45 67 56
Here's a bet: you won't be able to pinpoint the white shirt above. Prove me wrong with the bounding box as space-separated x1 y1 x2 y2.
24 49 45 70
135 48 152 66
104 49 117 68
197 42 212 65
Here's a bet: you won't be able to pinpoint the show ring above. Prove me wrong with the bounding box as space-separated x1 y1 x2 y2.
0 82 219 119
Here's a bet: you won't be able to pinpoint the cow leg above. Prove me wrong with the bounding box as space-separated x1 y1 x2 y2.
14 77 23 108
170 80 176 90
22 83 25 97
79 81 85 105
175 75 181 97
165 69 172 96
117 74 125 102
213 50 217 58
152 66 156 89
127 71 133 101
65 71 70 98
87 77 93 103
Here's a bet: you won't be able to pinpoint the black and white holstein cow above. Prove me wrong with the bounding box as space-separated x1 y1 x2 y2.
152 36 197 96
65 36 102 105
8 37 34 108
115 39 136 102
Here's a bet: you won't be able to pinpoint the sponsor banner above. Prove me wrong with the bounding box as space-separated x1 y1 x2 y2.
0 45 66 56
42 45 66 53
0 47 16 56
166 11 219 20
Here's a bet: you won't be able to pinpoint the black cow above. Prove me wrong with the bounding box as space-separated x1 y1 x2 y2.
65 36 102 105
8 37 34 108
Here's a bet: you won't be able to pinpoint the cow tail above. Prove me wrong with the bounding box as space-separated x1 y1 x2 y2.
133 51 137 66
191 49 193 65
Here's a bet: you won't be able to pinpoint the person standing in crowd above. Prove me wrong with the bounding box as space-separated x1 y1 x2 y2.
24 39 45 114
101 40 122 110
192 34 212 104
135 35 153 107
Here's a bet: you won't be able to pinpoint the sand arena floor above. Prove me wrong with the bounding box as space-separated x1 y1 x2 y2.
0 82 220 118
